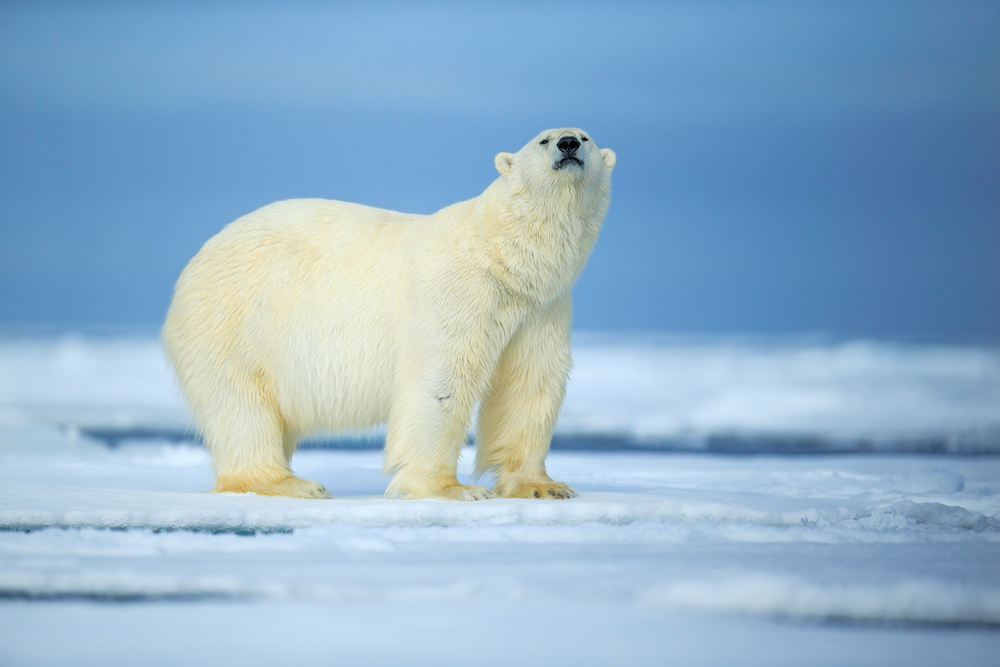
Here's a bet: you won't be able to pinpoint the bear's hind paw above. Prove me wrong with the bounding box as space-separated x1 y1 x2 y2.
215 475 332 499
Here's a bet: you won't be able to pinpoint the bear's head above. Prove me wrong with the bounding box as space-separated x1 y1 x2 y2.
494 128 616 198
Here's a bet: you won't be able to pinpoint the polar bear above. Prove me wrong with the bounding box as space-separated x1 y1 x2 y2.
162 128 615 500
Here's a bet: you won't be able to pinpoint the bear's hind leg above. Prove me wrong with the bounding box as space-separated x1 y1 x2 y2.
197 372 330 499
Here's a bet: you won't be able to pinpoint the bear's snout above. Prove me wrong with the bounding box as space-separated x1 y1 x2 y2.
553 135 584 170
557 136 581 155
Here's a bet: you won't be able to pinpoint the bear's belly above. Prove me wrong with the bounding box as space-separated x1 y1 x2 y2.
272 335 395 433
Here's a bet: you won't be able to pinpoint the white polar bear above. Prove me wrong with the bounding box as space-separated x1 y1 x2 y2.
162 128 615 500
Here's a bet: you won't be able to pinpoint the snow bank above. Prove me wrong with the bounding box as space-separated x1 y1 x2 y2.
0 335 185 429
563 334 1000 447
2 333 999 450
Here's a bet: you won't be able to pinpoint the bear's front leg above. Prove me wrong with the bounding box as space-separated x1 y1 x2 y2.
475 293 577 499
382 365 495 501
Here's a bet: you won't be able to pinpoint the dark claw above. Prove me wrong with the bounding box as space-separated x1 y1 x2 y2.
533 490 540 498
548 489 555 496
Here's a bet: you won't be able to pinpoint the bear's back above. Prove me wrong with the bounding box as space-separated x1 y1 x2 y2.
162 196 481 433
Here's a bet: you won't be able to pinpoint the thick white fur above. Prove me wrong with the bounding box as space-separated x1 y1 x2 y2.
162 128 615 500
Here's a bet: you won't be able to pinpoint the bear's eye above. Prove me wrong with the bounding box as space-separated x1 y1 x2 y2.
582 136 589 142
540 139 549 145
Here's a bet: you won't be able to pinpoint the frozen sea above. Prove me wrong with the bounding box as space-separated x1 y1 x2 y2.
1 333 999 666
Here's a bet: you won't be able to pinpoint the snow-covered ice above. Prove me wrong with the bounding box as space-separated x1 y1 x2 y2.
1 334 999 666
3 333 999 447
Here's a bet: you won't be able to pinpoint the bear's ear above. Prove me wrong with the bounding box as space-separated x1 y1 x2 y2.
495 152 515 176
600 148 617 170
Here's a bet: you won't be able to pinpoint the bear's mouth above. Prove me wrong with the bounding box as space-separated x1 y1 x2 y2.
556 157 584 170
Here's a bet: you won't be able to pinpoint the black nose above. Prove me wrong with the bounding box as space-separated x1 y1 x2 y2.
557 136 580 154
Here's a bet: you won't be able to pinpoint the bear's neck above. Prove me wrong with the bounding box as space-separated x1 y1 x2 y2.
475 176 608 304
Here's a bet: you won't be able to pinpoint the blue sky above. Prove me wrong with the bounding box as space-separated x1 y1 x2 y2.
1 2 998 339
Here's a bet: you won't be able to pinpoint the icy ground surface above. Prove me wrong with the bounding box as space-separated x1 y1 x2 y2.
1 335 1000 665
3 333 999 448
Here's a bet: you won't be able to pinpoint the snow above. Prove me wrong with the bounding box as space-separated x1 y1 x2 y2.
563 334 1000 448
2 334 1000 665
0 335 185 430
3 333 999 446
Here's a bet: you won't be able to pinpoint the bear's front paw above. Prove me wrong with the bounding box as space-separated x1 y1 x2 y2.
259 476 332 499
434 484 496 501
504 481 576 499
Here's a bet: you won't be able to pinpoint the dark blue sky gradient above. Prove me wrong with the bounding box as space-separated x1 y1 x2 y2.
1 2 998 339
